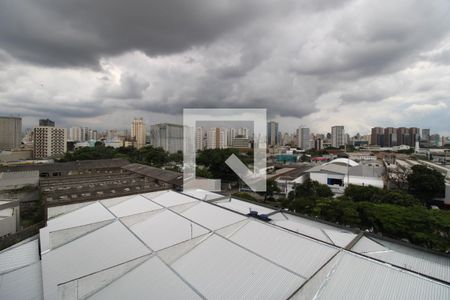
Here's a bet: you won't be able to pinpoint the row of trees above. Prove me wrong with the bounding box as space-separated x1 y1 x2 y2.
60 146 249 177
60 144 183 167
283 179 449 252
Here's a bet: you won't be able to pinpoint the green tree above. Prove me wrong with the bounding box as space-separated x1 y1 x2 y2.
407 165 445 203
196 148 244 181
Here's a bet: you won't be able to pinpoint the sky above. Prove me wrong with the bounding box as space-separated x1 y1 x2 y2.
0 0 449 136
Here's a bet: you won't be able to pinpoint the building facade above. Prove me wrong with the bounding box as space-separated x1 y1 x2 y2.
207 127 227 149
331 126 345 148
33 126 67 159
131 118 146 149
0 116 22 151
267 121 279 146
150 123 183 153
296 127 311 150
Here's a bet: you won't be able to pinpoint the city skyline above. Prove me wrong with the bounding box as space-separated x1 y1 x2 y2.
10 115 449 138
0 1 449 136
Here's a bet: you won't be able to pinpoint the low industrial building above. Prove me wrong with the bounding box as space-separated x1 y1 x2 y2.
306 158 384 193
1 189 448 299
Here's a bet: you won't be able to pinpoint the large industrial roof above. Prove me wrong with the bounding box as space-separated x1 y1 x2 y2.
122 163 183 185
4 189 450 299
0 158 129 173
0 237 43 300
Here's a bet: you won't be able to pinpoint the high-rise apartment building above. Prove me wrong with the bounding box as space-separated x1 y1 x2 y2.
296 127 311 150
314 138 323 151
409 127 420 147
384 127 397 147
227 128 249 146
371 127 384 146
131 118 146 149
33 126 67 159
0 116 22 150
69 127 82 142
421 129 430 142
39 119 55 127
331 126 345 148
267 121 279 146
430 134 441 147
207 128 227 149
150 123 183 153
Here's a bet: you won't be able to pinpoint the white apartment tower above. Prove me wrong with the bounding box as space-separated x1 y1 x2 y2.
150 123 183 153
69 127 82 142
33 126 67 159
131 118 146 149
331 126 345 148
207 128 227 149
296 127 311 150
0 116 22 150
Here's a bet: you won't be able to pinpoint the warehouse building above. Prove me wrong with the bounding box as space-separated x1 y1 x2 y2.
1 189 448 299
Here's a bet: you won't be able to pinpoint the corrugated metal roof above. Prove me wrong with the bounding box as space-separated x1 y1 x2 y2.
25 191 450 299
88 256 202 300
171 234 305 299
0 238 40 273
107 194 163 217
224 220 338 278
180 202 247 230
130 209 209 251
293 251 450 300
270 212 357 247
122 163 183 184
352 237 450 282
40 202 115 253
148 190 199 207
182 189 224 201
41 221 151 300
0 261 43 300
214 198 275 215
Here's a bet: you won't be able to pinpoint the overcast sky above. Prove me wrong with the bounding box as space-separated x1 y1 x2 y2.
0 0 449 135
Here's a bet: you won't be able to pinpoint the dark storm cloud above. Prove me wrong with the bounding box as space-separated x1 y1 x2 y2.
0 0 289 67
1 96 106 119
1 0 450 134
292 1 450 79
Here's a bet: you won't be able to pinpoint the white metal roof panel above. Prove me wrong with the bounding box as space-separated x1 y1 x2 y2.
172 234 305 299
130 209 210 251
0 238 40 273
0 261 43 300
226 220 338 278
294 252 450 300
352 237 450 282
41 221 150 300
180 202 247 230
270 212 357 247
40 202 115 253
270 218 332 244
47 201 95 219
215 198 275 215
149 191 199 207
88 256 201 300
183 189 224 200
107 194 163 217
140 189 171 199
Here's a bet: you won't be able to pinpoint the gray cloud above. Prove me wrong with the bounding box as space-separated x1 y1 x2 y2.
0 0 450 135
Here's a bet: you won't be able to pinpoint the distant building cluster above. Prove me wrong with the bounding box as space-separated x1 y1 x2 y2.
195 126 251 151
1 115 449 162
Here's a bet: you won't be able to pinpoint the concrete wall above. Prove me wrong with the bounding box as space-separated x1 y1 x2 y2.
0 206 19 237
